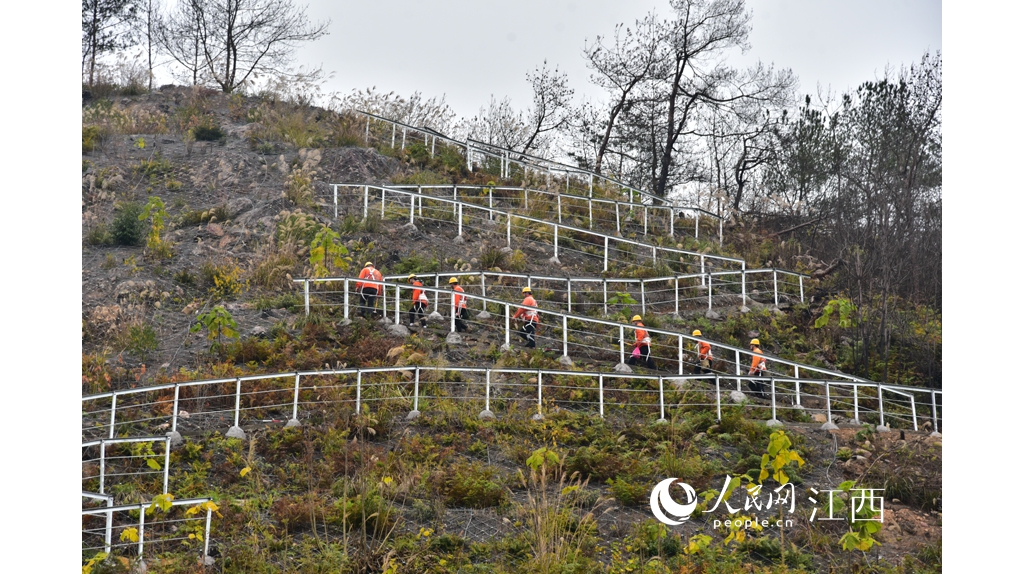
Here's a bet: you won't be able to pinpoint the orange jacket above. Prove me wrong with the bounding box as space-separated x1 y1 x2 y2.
634 324 651 347
356 267 383 294
749 348 766 375
452 285 467 309
411 280 428 304
512 295 539 322
697 341 712 361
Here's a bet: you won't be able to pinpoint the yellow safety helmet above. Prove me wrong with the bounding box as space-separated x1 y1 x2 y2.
408 274 417 280
448 277 459 284
522 287 532 293
692 330 702 337
631 315 642 322
750 338 760 347
364 261 374 268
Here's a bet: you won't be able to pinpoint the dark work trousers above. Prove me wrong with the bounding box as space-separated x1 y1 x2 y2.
359 287 378 318
696 358 712 375
627 344 655 369
518 320 537 348
408 302 428 326
747 376 768 398
454 307 469 332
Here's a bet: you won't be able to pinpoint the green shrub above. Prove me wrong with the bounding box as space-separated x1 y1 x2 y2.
436 461 508 508
86 223 112 246
192 125 225 141
111 202 146 246
83 125 102 152
480 246 507 269
117 323 158 359
607 476 648 506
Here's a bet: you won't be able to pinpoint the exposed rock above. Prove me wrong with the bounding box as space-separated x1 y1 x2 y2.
729 390 746 403
476 310 492 320
428 311 444 323
558 355 573 367
705 309 721 320
613 363 633 374
446 332 462 345
386 346 406 361
739 305 751 313
248 326 268 338
226 197 254 218
548 256 561 265
811 413 827 423
453 235 465 244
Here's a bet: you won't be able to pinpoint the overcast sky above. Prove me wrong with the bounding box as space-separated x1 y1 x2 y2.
294 0 941 117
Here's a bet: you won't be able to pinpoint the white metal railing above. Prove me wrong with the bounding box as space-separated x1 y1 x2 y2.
82 497 213 565
355 110 682 211
382 183 723 243
332 183 748 276
82 366 941 446
295 275 822 380
82 436 171 496
358 268 804 318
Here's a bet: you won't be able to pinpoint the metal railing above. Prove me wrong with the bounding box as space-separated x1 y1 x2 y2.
82 497 213 565
295 275 822 380
355 110 679 210
381 183 723 243
332 183 751 277
350 268 804 318
82 436 171 497
82 366 942 447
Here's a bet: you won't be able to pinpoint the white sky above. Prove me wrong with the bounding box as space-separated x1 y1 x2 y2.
295 0 941 117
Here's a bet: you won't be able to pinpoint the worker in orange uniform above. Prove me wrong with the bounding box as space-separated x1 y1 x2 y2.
355 262 383 318
693 329 713 374
747 338 768 398
449 277 469 332
407 274 429 327
626 315 655 369
512 286 539 348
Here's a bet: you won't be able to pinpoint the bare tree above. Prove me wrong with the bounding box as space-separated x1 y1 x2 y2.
583 14 664 174
520 62 574 156
82 0 141 87
168 0 330 93
157 0 205 85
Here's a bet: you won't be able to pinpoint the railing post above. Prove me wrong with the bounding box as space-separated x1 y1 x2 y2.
289 374 301 427
603 279 608 315
658 376 666 422
853 385 860 423
104 504 112 554
825 383 833 426
304 279 310 316
505 304 511 346
700 256 706 286
163 437 171 494
409 195 415 224
413 368 420 414
363 185 368 220
99 441 106 494
643 206 648 235
557 194 562 223
719 216 723 246
355 371 362 415
773 270 779 307
401 127 406 150
589 200 593 229
640 281 646 315
741 268 747 306
708 274 713 310
450 291 456 333
931 391 939 434
598 374 604 418
603 236 609 272
794 366 801 406
466 142 472 170
391 123 395 148
715 375 722 421
769 379 779 424
553 225 559 258
203 506 212 562
343 279 349 320
536 371 543 418
524 188 529 210
734 350 741 391
395 284 401 325
878 385 885 428
434 276 440 312
678 336 683 376
171 385 180 434
695 211 700 238
562 315 568 357
481 274 487 313
364 116 369 145
567 279 572 313
799 276 804 303
619 326 625 364
675 278 679 316
333 184 338 219
138 504 146 558
489 188 494 219
910 395 918 431
615 203 620 233
233 377 241 427
109 394 117 439
669 208 674 238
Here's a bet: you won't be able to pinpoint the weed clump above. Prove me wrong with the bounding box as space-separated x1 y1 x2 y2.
111 202 146 246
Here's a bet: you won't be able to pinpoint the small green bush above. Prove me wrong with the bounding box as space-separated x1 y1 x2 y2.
82 125 102 152
117 323 158 359
86 223 112 246
436 461 507 508
607 476 648 506
111 202 146 246
193 125 226 141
